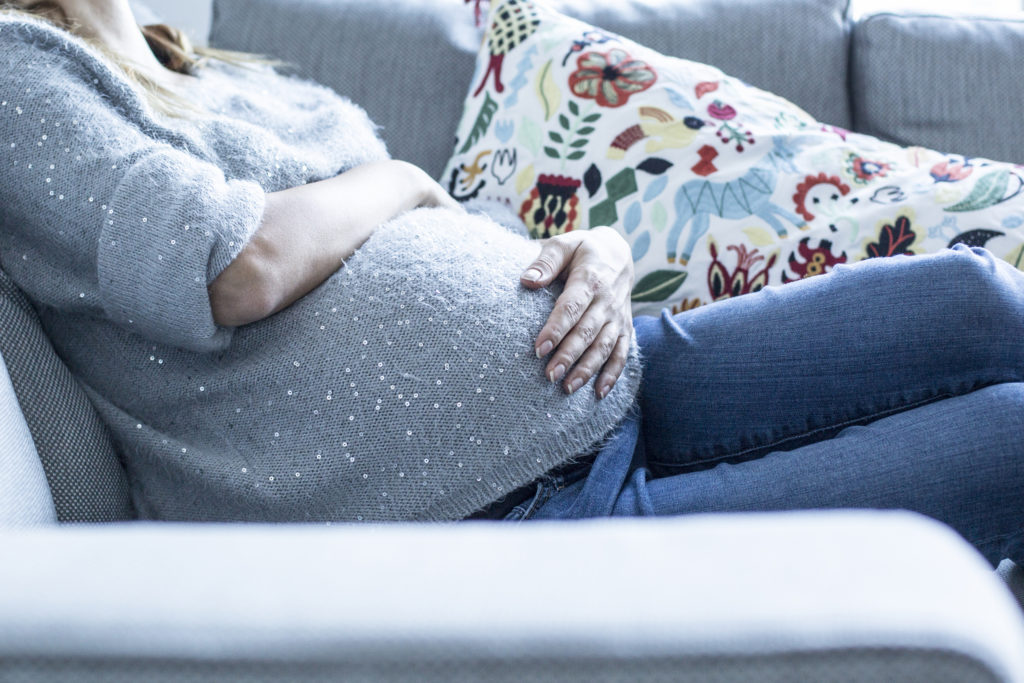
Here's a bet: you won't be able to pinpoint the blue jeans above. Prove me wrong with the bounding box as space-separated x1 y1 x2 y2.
521 245 1024 567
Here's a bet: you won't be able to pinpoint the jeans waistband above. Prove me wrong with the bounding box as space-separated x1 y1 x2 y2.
463 452 598 520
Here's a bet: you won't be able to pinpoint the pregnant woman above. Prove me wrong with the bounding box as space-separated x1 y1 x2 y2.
1 0 1022 564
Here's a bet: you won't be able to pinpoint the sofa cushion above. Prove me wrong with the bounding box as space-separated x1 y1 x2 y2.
208 0 851 179
851 12 1024 164
0 349 56 526
0 270 134 522
443 0 1024 315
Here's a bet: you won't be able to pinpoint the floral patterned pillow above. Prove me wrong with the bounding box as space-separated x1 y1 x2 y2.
442 0 1024 315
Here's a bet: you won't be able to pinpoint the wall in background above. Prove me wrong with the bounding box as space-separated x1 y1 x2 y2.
138 0 213 45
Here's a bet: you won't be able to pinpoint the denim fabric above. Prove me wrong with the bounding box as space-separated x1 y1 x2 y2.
530 246 1024 566
500 457 595 521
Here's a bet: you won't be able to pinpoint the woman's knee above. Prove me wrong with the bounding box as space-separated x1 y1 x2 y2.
903 246 1023 329
845 247 1024 362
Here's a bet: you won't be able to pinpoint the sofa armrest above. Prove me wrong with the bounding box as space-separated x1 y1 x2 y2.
1 511 1022 681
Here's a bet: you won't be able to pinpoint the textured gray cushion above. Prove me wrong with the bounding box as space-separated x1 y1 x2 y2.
0 349 56 526
1 512 1022 681
209 0 851 179
0 651 1007 683
0 270 134 523
851 12 1024 164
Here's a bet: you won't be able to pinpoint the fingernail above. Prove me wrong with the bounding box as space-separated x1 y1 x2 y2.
598 384 610 399
536 340 553 358
522 268 542 282
549 364 566 383
567 377 583 394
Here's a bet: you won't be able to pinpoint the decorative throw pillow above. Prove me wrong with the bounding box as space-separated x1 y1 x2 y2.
442 0 1024 316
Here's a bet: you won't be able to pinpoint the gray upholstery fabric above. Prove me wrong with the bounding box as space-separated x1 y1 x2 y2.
1 513 1022 681
209 0 852 180
851 12 1024 164
0 651 1006 683
0 349 56 526
0 270 134 523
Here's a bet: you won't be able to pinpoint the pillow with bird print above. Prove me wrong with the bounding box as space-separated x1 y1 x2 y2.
442 0 1024 315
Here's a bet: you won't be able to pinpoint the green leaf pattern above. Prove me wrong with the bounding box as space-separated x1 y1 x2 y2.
457 92 499 155
945 170 1011 212
631 270 688 302
544 100 601 165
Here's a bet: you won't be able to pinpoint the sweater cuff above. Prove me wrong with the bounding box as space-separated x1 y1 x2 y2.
97 155 266 353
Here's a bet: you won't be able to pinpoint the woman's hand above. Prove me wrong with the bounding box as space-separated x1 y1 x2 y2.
520 227 634 399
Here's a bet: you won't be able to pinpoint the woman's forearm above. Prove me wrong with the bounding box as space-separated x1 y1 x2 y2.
209 160 452 327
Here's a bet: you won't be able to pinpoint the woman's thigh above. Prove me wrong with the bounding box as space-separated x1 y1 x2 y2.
615 383 1024 566
635 245 1024 472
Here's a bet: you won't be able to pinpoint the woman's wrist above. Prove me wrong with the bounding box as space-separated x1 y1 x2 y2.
387 159 461 211
384 160 434 209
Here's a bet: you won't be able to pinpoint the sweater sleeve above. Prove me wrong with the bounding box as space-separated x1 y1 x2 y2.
0 19 266 353
98 146 266 352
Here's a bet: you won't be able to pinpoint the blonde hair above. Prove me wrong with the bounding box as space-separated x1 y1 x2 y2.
1 1 284 117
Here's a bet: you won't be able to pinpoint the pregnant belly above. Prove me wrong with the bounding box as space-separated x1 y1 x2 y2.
177 208 641 520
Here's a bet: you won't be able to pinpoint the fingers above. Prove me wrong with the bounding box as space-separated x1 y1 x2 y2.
560 322 621 395
520 236 578 288
594 332 632 399
534 263 599 359
526 228 634 396
543 304 608 386
540 268 627 393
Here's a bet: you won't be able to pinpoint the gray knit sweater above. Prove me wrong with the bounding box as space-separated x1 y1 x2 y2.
0 14 641 521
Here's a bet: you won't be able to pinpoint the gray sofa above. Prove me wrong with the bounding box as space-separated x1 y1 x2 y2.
2 0 1024 680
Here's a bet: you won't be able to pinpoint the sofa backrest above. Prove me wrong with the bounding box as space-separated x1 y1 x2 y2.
0 270 134 523
210 0 1024 172
209 0 852 180
850 11 1024 164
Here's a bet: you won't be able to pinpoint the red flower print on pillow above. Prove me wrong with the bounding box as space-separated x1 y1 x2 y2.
568 48 657 108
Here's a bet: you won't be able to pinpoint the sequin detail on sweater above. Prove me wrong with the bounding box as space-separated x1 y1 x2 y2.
0 14 641 521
